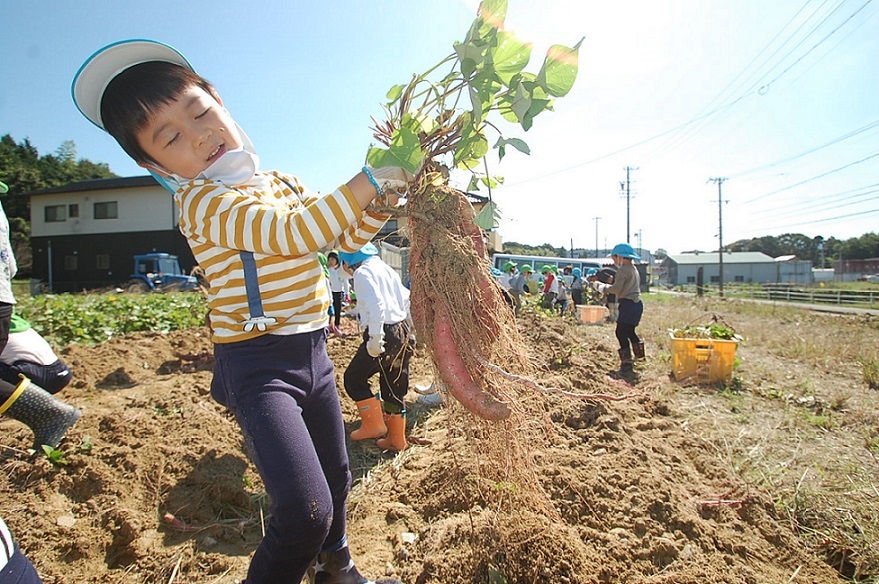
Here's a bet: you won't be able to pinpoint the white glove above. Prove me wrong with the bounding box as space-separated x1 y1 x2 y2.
367 333 385 357
592 281 608 293
365 166 415 198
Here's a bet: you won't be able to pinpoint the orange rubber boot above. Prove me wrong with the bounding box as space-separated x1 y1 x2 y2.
376 412 407 451
349 397 387 441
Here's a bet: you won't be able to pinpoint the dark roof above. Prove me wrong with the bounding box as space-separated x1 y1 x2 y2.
22 175 159 197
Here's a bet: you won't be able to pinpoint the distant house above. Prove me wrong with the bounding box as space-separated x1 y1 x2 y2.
26 176 195 293
661 251 812 286
24 175 415 293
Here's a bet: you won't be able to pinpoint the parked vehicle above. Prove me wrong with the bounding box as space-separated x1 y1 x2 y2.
127 253 199 292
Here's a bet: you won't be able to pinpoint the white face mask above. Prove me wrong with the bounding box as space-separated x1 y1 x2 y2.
199 147 260 184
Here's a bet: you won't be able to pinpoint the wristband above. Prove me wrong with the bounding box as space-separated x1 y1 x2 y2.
362 166 385 202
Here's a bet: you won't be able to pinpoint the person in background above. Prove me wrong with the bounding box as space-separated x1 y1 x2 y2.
72 39 407 583
0 180 80 452
499 261 517 292
325 251 349 337
0 313 72 395
570 267 584 305
340 243 414 452
509 264 533 315
596 265 619 322
540 265 559 309
592 243 644 376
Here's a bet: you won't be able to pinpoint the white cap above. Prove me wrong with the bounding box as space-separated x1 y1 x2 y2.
72 39 192 129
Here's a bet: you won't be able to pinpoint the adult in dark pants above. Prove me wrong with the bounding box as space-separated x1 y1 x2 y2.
592 243 644 376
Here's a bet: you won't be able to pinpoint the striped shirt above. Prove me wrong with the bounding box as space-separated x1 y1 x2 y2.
175 170 388 343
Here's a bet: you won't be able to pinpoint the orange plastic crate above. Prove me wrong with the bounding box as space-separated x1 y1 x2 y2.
578 305 607 324
670 334 739 384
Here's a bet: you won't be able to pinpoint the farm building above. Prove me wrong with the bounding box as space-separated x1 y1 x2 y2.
661 251 813 286
24 175 407 293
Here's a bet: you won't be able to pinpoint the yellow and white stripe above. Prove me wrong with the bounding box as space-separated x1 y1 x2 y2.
176 171 388 343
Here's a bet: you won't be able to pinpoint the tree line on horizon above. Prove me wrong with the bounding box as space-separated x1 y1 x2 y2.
1 134 876 275
503 232 878 269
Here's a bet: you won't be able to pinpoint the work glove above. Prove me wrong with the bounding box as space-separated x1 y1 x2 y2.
592 281 608 293
367 333 385 357
365 165 416 200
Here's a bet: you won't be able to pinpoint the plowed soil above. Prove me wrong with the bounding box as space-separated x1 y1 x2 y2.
2 295 877 583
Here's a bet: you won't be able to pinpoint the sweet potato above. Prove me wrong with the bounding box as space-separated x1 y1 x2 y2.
432 305 511 421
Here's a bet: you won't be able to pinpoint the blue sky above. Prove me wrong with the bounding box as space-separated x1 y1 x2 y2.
2 0 877 255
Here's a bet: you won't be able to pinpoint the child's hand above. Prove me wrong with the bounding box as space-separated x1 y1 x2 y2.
365 166 414 202
367 333 385 357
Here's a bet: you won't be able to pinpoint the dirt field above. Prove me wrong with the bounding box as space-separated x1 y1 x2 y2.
2 294 877 583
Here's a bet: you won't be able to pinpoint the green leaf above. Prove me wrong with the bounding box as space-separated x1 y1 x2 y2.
453 122 489 167
474 200 502 230
509 80 533 126
467 174 481 192
467 71 501 124
480 175 503 189
490 30 532 87
385 84 405 102
366 124 423 174
465 0 507 44
495 136 530 161
536 37 583 97
454 40 487 78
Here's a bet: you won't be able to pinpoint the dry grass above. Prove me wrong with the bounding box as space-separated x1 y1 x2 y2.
642 292 879 580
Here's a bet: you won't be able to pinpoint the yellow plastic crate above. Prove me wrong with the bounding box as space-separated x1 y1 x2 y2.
670 334 739 384
578 305 607 325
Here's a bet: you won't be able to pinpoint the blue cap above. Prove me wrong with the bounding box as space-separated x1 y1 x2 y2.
572 268 581 278
338 242 379 266
611 243 640 260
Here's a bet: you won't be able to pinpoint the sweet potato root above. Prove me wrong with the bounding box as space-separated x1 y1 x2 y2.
432 304 511 421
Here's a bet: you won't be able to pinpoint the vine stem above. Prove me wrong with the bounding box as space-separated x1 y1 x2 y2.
473 355 642 402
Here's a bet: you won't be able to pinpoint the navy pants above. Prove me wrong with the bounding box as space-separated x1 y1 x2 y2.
211 329 350 584
615 298 643 352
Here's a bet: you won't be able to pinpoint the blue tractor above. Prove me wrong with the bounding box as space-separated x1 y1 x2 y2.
127 253 200 292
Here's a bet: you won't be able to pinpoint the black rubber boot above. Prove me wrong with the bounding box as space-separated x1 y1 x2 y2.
614 348 634 376
0 377 81 450
632 341 645 361
306 544 402 584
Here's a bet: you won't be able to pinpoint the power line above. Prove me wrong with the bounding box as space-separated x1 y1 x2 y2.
742 151 879 203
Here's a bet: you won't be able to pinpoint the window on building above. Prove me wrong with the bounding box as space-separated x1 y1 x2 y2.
96 254 110 270
734 275 744 282
68 204 79 218
44 205 66 222
709 275 719 283
94 201 118 220
686 276 695 283
64 255 78 271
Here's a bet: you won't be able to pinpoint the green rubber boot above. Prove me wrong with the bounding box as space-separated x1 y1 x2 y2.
0 377 81 451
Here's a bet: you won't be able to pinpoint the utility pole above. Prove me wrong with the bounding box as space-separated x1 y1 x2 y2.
592 216 601 258
708 177 728 297
619 166 638 244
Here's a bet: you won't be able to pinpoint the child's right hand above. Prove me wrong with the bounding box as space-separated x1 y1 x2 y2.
366 166 414 202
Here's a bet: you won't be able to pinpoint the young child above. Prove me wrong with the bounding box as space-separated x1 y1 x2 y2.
326 251 350 337
72 39 407 584
592 243 644 376
540 265 559 309
340 243 414 452
569 267 584 306
0 313 73 395
509 264 532 315
0 181 79 452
